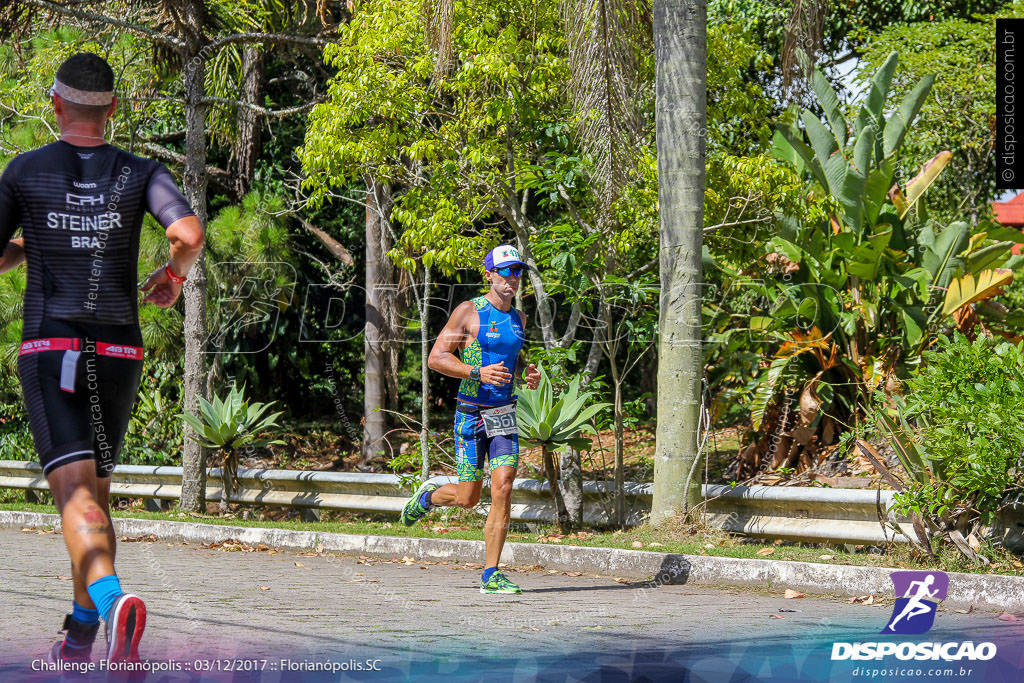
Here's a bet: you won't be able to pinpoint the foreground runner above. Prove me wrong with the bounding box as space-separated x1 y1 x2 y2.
401 245 540 593
0 53 204 665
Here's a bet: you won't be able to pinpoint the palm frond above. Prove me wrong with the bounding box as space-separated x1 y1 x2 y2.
562 0 651 213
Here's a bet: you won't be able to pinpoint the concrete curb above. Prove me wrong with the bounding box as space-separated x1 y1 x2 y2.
4 511 1021 612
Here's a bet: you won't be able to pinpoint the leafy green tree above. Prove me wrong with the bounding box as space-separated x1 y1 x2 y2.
858 2 1024 224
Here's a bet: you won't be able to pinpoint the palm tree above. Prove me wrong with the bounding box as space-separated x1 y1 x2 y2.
650 0 705 522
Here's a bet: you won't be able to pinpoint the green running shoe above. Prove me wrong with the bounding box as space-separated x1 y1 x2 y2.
480 571 522 594
400 481 438 526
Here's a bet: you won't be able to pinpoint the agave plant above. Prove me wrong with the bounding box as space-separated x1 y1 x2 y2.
518 367 610 532
180 383 285 512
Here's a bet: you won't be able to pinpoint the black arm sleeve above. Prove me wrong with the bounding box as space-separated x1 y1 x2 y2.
145 164 196 229
0 162 22 251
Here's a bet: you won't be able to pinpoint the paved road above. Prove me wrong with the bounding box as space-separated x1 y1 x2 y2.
0 526 1019 682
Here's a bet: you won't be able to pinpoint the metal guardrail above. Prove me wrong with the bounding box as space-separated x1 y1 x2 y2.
0 459 945 545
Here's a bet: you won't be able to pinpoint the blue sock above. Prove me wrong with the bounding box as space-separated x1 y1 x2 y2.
72 602 99 625
86 575 123 622
482 566 497 583
419 489 434 510
65 602 99 650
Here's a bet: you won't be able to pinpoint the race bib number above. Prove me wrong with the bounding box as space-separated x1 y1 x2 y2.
480 403 517 437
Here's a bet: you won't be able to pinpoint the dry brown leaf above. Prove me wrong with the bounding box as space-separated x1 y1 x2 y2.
784 589 805 599
769 614 785 619
631 541 643 549
649 542 664 548
259 586 270 591
756 548 775 556
819 555 835 560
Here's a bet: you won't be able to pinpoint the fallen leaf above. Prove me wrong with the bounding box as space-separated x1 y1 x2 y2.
57 575 72 581
819 554 834 560
315 543 325 553
769 614 785 619
631 541 643 549
704 543 715 549
954 608 971 614
968 534 981 552
613 577 630 584
784 590 805 599
566 571 582 577
864 595 874 605
998 613 1019 622
259 586 269 591
649 542 664 548
294 562 310 570
756 548 775 556
547 570 559 574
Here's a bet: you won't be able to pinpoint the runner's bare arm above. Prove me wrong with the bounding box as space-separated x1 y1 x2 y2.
428 301 476 379
428 302 513 385
140 215 204 308
0 237 25 274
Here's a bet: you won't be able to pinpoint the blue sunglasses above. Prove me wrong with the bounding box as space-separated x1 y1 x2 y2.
492 266 524 277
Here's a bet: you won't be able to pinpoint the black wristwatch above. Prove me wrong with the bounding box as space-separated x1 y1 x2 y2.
469 366 481 381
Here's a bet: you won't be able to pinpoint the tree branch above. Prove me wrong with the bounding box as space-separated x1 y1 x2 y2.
20 0 185 50
200 96 324 118
139 142 234 198
205 31 334 52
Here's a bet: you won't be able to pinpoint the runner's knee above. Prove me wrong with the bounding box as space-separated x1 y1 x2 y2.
490 478 513 502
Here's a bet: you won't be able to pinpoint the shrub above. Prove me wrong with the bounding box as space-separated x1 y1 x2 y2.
879 333 1024 536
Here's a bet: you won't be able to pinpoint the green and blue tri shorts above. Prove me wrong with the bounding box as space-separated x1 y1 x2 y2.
454 402 519 482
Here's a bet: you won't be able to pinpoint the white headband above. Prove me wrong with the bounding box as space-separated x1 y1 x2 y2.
49 78 114 106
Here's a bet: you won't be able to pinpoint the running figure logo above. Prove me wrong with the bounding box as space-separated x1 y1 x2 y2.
882 570 949 635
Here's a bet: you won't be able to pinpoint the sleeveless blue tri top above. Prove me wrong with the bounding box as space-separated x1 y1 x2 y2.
456 296 525 407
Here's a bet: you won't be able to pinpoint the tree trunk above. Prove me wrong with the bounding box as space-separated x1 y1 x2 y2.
362 177 390 465
651 0 706 523
180 38 211 514
420 264 431 481
234 46 264 198
611 350 625 528
219 449 236 514
542 445 572 533
559 447 584 526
